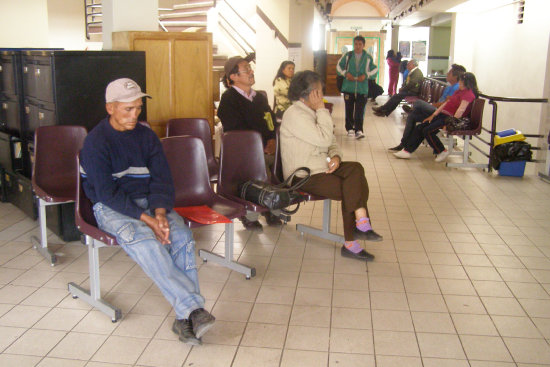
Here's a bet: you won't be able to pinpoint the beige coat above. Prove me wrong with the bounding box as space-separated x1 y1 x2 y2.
280 100 342 179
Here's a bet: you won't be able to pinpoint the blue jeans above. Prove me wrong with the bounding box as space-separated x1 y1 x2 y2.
93 198 204 319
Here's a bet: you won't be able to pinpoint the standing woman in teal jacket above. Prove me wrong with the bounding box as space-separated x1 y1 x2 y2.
337 35 378 139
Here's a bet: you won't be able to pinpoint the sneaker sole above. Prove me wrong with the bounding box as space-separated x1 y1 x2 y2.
194 320 215 339
172 324 202 345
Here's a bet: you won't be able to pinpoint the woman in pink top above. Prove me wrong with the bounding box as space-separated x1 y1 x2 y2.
386 50 400 96
394 72 479 162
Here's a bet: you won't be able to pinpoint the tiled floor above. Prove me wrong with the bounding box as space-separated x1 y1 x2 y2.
1 96 550 366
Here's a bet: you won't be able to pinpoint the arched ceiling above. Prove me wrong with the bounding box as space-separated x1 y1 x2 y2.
331 0 404 17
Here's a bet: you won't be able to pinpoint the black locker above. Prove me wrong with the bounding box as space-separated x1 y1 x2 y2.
21 50 147 135
4 171 37 219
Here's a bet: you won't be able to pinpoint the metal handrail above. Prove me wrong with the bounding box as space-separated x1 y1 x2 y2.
222 0 255 35
479 93 547 172
218 19 251 55
218 13 254 54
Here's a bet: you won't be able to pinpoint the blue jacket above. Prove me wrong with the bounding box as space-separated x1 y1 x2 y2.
80 118 175 219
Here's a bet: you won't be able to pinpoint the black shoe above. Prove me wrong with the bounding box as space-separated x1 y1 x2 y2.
388 144 404 151
402 104 413 113
172 319 202 345
263 212 282 226
372 106 382 113
374 110 388 117
189 308 216 339
353 228 383 242
340 245 374 261
240 216 263 232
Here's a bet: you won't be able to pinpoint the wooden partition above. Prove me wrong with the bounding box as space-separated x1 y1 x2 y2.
113 31 214 137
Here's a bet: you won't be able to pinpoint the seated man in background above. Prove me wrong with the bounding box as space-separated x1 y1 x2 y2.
217 56 282 230
372 59 423 117
80 78 215 346
389 64 466 151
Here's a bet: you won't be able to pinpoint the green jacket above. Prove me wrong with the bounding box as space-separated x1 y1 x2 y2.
401 68 424 95
337 50 377 95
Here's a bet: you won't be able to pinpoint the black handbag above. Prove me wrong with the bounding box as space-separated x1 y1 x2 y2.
444 115 471 132
238 167 311 215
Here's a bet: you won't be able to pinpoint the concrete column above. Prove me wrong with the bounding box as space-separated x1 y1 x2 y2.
289 0 314 70
102 0 158 49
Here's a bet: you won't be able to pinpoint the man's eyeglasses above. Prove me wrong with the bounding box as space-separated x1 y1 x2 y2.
237 66 254 75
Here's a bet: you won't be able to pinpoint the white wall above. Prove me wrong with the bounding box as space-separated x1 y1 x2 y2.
255 0 291 107
0 0 49 47
289 0 314 71
102 0 158 49
398 26 430 76
451 0 550 172
47 0 86 49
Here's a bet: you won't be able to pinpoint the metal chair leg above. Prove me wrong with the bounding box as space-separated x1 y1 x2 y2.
198 220 256 279
68 235 122 322
31 198 58 266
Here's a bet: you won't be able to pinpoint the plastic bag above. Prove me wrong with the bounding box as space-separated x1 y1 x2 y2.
491 141 532 170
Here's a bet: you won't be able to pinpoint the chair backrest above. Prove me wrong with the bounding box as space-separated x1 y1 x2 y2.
272 126 284 185
166 118 218 181
33 125 87 198
432 83 445 104
468 98 485 134
218 130 267 198
420 79 431 102
162 136 214 207
75 154 118 246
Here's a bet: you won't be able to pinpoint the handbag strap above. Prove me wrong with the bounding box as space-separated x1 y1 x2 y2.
282 167 311 191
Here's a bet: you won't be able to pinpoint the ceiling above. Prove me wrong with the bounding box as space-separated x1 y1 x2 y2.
329 0 473 25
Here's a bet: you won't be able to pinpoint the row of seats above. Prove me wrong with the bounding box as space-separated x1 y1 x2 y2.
31 120 338 322
404 78 446 105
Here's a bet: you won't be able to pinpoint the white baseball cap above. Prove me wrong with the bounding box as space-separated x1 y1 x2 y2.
105 78 151 103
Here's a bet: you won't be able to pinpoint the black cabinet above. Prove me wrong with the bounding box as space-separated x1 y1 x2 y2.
21 50 147 138
0 50 24 136
4 171 37 219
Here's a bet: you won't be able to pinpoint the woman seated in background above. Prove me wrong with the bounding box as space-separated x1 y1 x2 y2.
272 60 295 119
393 72 480 162
280 70 383 261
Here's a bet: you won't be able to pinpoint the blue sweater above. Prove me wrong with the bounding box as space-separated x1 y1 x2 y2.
80 118 175 219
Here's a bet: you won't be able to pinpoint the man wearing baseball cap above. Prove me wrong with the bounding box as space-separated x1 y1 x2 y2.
217 55 282 231
80 78 214 345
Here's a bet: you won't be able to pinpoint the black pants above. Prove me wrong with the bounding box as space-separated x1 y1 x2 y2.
379 90 417 115
344 93 368 132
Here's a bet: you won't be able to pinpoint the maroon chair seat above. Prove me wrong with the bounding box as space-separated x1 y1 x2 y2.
68 155 121 323
218 130 270 214
31 125 87 265
162 136 253 278
166 118 219 183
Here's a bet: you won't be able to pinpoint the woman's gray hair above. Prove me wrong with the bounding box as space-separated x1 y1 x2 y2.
288 70 323 101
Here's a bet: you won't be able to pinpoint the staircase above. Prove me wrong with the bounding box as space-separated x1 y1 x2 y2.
85 0 227 69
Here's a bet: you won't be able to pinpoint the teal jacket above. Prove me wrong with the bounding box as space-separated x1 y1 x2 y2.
337 50 378 95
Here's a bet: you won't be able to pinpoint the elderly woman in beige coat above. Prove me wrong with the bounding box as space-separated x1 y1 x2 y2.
280 70 382 261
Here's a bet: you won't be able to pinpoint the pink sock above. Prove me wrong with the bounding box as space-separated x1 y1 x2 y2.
344 240 363 254
356 217 372 232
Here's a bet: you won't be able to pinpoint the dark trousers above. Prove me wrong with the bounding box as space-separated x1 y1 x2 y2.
344 93 368 132
401 100 436 145
297 162 369 241
403 114 447 154
380 90 417 115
